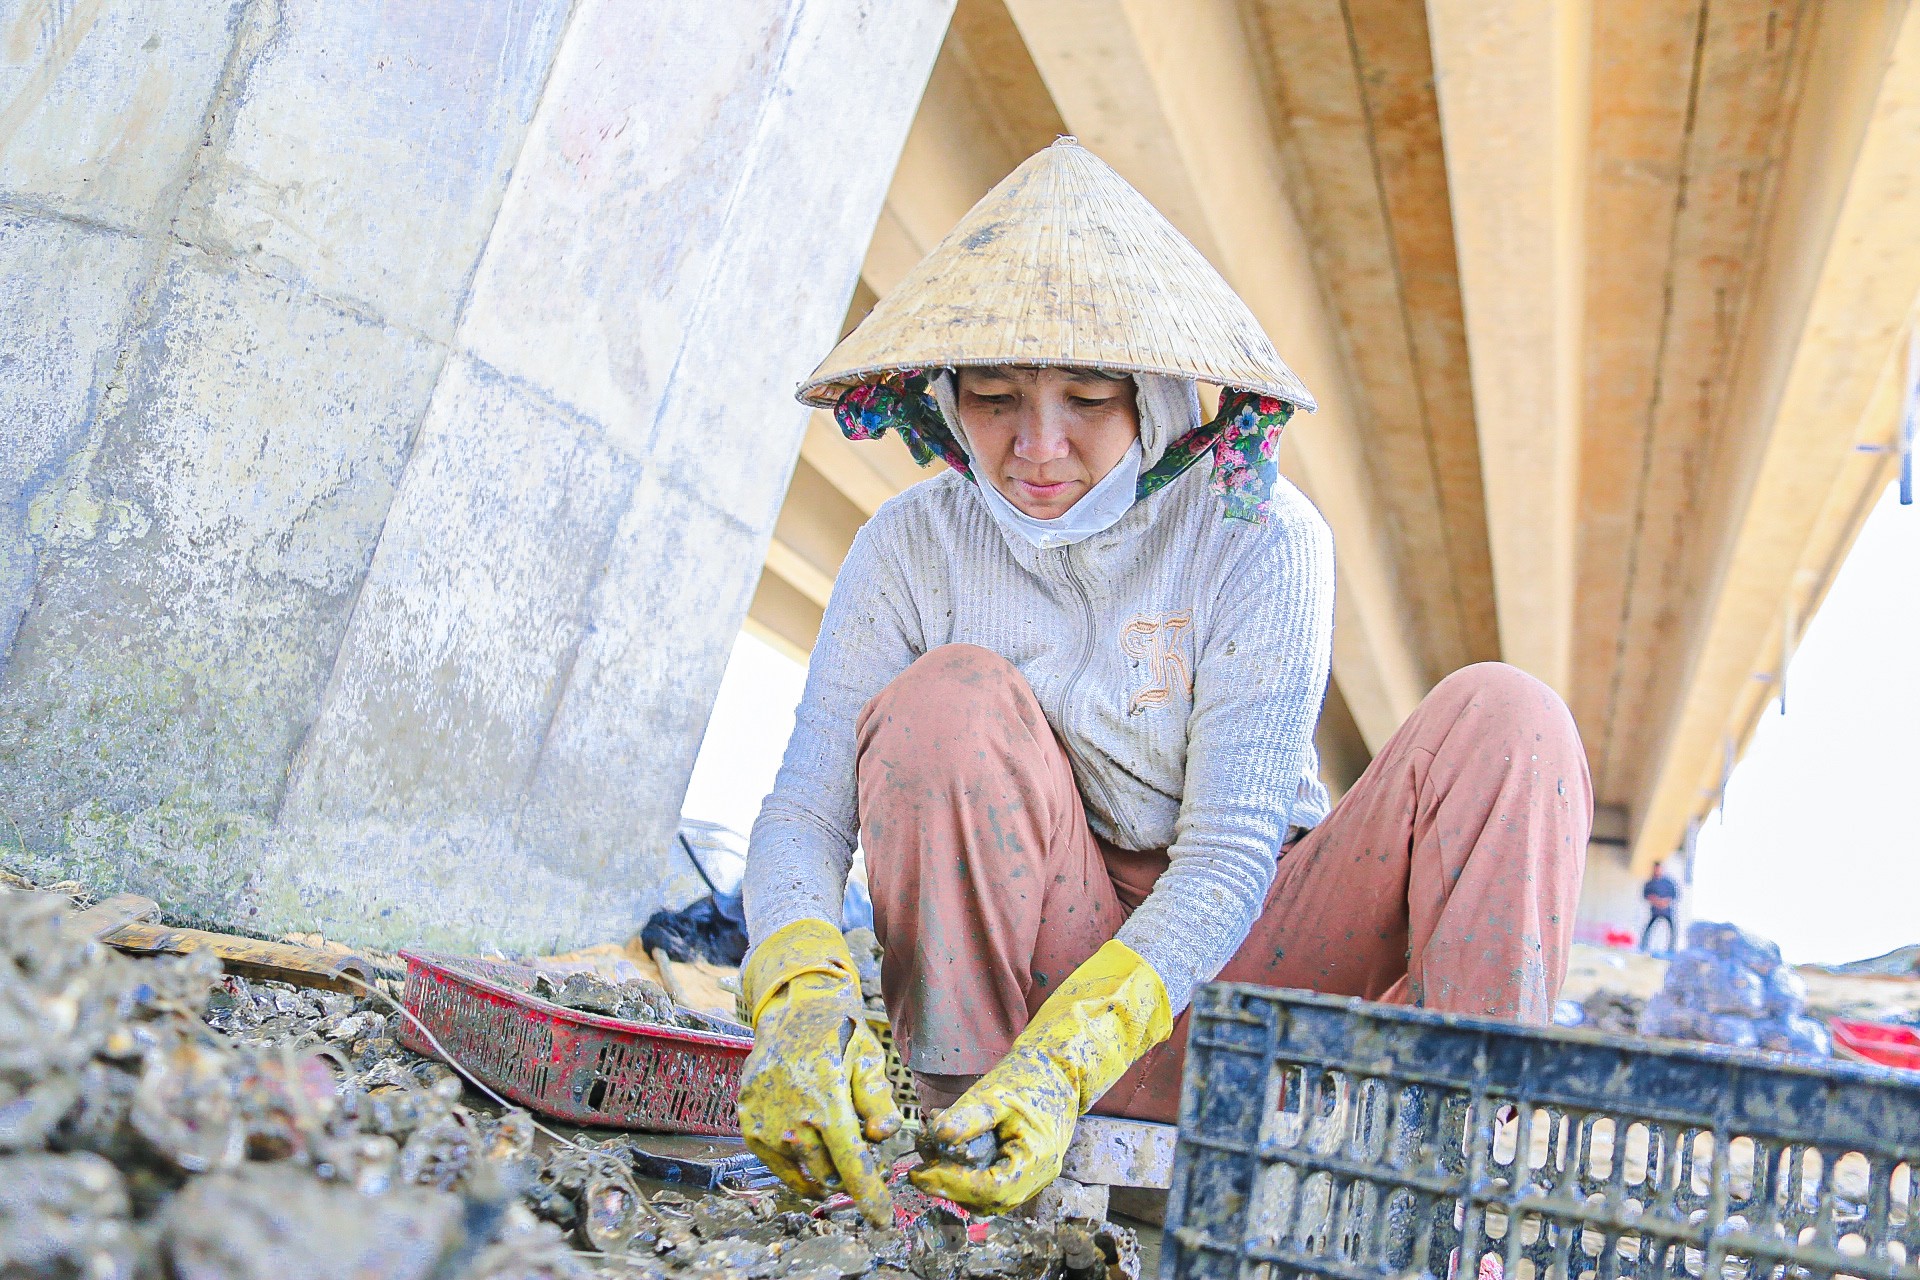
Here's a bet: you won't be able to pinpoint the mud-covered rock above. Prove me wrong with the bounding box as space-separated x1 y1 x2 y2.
843 929 885 1011
402 1111 477 1189
1577 990 1644 1035
577 1161 650 1254
690 1195 758 1239
0 890 594 1277
1 893 215 1155
0 1151 141 1280
161 1164 465 1280
915 1129 999 1172
686 1235 779 1276
130 1035 247 1172
783 1234 875 1277
2 887 1145 1280
458 1222 593 1280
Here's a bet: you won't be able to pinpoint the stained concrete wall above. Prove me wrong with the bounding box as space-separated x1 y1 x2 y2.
0 0 953 950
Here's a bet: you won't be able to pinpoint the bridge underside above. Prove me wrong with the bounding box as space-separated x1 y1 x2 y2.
752 0 1920 873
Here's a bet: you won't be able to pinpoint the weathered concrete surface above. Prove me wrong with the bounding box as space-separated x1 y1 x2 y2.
1 0 250 663
2 250 441 847
0 0 247 225
1 0 952 950
283 353 639 826
172 0 567 341
282 0 954 946
0 214 145 658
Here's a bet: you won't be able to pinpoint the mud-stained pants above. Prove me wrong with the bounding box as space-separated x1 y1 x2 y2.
857 644 1591 1124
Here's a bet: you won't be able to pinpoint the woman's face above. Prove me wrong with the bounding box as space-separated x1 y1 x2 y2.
955 366 1140 520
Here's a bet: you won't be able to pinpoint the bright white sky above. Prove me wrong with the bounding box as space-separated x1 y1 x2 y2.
680 630 808 842
1690 479 1920 964
684 480 1920 967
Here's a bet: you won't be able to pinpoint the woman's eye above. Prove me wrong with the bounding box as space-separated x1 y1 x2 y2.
973 393 1014 405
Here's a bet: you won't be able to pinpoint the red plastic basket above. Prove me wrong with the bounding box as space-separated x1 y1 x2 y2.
1831 1016 1920 1071
396 950 752 1134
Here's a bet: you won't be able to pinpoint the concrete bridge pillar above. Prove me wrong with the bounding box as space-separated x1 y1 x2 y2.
0 0 952 949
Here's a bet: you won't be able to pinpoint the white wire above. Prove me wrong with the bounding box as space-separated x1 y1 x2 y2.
334 971 596 1157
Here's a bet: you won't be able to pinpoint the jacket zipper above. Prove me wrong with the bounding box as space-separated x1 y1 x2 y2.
1058 547 1137 847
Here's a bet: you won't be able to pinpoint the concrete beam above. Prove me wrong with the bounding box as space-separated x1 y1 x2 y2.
1313 679 1371 804
862 206 925 296
1003 0 1429 749
1572 0 1703 766
774 0 1055 589
1632 2 1920 870
764 540 836 611
746 571 824 663
1583 0 1811 803
1244 0 1498 679
862 0 1069 298
995 4 1224 268
0 0 954 953
798 412 934 517
1426 0 1591 696
765 459 867 609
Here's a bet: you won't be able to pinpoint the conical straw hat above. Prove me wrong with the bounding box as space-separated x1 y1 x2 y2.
798 138 1315 412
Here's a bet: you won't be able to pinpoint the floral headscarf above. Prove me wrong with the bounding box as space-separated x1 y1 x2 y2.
833 369 1296 524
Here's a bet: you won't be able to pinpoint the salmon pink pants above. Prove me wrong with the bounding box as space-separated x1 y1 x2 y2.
857 644 1590 1124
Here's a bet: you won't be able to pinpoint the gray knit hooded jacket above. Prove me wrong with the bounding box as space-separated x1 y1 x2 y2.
741 376 1336 1014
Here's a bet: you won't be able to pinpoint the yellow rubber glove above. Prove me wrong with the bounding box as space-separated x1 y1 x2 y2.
909 939 1172 1215
736 918 903 1225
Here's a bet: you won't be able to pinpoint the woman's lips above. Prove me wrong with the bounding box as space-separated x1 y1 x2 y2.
1013 477 1076 500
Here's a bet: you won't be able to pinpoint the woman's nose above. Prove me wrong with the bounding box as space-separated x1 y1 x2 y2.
1013 404 1073 462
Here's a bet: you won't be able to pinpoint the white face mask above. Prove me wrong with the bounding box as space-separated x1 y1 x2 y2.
972 439 1143 549
931 373 1188 550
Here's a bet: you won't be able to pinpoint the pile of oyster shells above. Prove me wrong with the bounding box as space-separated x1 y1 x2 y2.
526 971 706 1031
0 890 589 1279
0 890 1139 1280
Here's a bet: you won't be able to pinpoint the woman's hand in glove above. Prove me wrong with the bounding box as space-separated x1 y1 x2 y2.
737 918 902 1225
909 939 1171 1215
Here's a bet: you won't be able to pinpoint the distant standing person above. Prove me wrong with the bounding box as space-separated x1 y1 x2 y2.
1641 861 1680 952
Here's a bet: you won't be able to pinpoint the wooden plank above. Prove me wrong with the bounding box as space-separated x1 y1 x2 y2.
72 891 164 935
103 919 377 993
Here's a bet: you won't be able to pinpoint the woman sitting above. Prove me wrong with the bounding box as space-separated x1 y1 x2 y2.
737 139 1590 1220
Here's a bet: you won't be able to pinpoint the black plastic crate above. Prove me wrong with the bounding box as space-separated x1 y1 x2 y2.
1164 985 1920 1280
